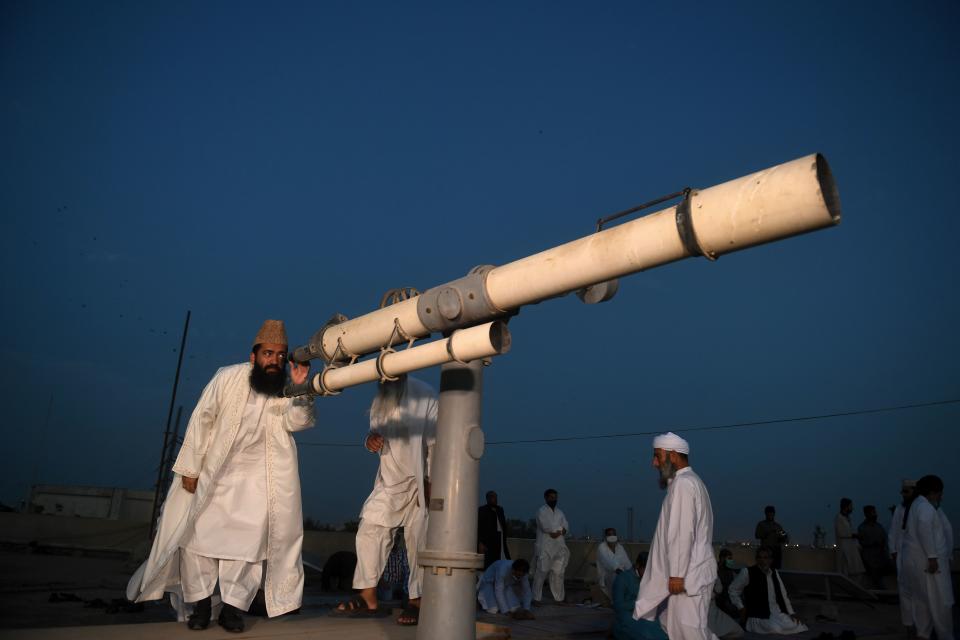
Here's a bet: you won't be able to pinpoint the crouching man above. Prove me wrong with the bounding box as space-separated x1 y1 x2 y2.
478 559 535 620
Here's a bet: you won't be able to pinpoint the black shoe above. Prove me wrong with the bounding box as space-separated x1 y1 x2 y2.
187 596 211 630
218 603 245 633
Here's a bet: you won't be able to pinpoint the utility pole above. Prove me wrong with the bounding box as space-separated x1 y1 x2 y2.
150 311 190 538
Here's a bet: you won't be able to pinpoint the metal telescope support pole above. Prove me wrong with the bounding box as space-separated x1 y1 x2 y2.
417 358 486 640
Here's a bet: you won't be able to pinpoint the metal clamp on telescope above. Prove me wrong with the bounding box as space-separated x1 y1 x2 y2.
416 265 508 334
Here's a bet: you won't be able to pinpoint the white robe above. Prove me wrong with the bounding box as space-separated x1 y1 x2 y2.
834 513 865 576
597 542 633 597
889 503 915 626
532 504 570 601
126 363 315 618
354 378 437 598
728 567 808 635
903 497 954 640
634 467 718 640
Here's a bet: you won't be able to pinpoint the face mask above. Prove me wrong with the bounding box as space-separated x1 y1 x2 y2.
724 559 736 569
546 500 557 508
606 535 618 543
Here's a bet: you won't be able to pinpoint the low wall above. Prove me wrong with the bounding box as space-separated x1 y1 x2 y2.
2 514 952 585
0 513 149 553
303 535 855 583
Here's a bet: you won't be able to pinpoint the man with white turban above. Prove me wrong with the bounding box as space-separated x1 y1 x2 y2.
634 432 719 640
334 375 437 626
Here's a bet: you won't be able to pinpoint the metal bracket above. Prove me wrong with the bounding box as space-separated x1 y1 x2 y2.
416 265 505 334
311 367 341 397
675 189 717 261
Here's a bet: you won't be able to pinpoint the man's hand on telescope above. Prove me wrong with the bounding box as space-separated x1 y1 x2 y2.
289 360 310 385
182 476 198 494
365 433 384 453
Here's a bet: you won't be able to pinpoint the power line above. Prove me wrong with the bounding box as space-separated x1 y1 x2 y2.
296 397 960 449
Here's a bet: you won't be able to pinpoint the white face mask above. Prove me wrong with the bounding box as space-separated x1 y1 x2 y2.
606 535 618 543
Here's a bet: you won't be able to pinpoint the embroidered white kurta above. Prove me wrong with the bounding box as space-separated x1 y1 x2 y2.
634 467 718 640
184 390 269 562
728 567 808 635
597 542 633 596
126 363 315 618
834 513 865 576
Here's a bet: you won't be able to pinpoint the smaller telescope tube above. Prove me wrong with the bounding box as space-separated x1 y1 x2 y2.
310 321 510 395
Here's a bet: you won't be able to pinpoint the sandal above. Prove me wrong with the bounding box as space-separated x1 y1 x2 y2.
396 604 421 626
330 595 388 618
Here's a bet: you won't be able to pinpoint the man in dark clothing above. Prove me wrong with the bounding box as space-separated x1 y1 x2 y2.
728 546 807 635
754 506 788 569
857 505 889 589
477 490 511 569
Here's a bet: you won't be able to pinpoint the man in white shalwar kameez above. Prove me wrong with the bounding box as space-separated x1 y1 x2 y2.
835 498 865 581
728 546 808 635
532 488 570 603
633 432 719 640
127 320 314 633
597 527 634 600
889 479 916 633
335 375 437 626
902 475 954 640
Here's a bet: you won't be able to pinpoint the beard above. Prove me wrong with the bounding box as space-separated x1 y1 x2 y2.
250 361 285 396
370 376 406 428
657 455 676 490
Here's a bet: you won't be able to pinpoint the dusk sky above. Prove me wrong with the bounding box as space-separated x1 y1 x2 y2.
2 1 958 545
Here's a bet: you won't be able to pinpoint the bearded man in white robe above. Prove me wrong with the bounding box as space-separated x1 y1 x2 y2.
334 375 437 626
902 474 954 640
835 498 865 581
633 432 719 640
127 320 314 633
533 488 570 603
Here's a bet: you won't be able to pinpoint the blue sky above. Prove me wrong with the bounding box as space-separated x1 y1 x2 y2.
1 1 958 543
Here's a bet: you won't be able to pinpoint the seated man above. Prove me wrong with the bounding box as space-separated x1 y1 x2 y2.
611 552 667 640
596 527 633 602
728 546 808 635
478 559 535 619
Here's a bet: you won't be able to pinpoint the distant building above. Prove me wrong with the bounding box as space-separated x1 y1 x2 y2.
28 484 154 521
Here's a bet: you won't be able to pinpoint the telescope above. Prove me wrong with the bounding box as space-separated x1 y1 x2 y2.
290 153 840 640
288 153 840 397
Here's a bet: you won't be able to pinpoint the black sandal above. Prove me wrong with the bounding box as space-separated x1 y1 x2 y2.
396 604 420 626
329 595 389 618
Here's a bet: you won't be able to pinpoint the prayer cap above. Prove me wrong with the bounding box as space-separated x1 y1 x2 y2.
902 478 916 488
253 319 288 347
652 431 689 454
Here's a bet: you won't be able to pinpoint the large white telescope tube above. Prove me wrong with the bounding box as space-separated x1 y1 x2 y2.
299 153 840 362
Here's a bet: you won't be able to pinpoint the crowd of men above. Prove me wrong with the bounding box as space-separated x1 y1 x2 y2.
126 320 954 639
